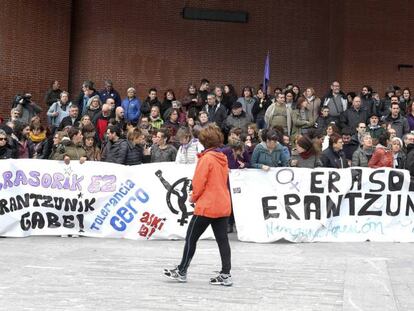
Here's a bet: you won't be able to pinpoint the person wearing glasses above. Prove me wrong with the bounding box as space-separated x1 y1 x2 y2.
0 129 13 159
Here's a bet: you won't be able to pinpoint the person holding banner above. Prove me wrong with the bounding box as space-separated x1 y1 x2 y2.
250 129 289 170
320 133 349 168
163 124 233 286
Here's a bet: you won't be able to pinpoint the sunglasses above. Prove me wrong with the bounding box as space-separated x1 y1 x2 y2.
0 137 7 141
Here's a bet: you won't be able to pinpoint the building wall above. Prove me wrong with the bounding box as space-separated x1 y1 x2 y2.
1 0 414 121
340 0 414 95
69 0 333 100
0 0 72 120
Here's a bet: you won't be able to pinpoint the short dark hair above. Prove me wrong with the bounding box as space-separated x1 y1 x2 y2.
107 124 121 137
200 78 210 85
391 102 400 109
68 127 81 140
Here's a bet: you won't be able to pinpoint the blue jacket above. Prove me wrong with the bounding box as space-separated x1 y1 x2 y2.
122 97 141 123
250 142 289 168
99 88 122 107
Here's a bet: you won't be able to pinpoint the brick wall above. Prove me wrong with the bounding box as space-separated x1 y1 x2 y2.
2 0 414 123
340 0 414 95
69 0 332 100
0 0 72 121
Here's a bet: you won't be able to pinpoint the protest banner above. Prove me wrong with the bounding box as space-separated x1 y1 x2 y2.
0 159 213 240
230 167 414 242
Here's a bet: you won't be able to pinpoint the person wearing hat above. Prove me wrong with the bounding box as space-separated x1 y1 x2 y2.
290 135 321 168
367 113 385 145
223 101 252 135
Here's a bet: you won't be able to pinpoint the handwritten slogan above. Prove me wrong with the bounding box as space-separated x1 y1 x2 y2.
230 167 414 242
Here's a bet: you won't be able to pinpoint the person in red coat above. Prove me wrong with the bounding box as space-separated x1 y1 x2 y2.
163 124 233 286
368 133 393 168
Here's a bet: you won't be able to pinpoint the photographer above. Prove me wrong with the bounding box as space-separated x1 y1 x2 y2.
15 93 42 123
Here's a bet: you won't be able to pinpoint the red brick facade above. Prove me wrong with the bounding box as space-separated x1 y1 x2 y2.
1 0 414 119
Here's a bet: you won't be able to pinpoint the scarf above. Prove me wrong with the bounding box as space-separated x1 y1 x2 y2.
299 149 313 160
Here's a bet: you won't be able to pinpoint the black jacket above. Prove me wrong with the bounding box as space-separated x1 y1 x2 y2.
58 115 81 130
0 144 13 159
102 138 128 165
320 147 349 168
203 103 228 129
252 98 272 121
141 98 162 117
125 141 144 165
405 144 414 176
340 107 369 133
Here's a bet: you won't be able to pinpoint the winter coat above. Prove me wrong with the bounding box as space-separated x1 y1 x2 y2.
368 145 393 168
45 88 62 107
351 147 373 167
102 138 128 164
339 107 369 133
124 141 144 165
315 115 337 132
305 96 321 121
320 147 349 168
58 115 81 131
0 144 13 159
47 101 72 127
175 138 204 164
191 148 231 218
252 97 272 121
383 114 410 138
203 103 228 129
140 98 162 117
321 91 348 118
53 141 86 161
220 147 250 169
237 97 256 121
99 88 121 107
223 111 252 134
121 97 141 123
291 108 315 137
405 144 414 176
264 103 293 135
250 141 289 168
150 144 177 163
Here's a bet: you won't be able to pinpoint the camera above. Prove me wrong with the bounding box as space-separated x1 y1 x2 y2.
13 93 32 107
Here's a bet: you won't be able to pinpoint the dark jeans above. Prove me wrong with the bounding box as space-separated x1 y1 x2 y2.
178 215 231 274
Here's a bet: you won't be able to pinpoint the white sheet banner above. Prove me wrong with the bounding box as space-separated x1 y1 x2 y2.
0 159 213 240
230 167 414 242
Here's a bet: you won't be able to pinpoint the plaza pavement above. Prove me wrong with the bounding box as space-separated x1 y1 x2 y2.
0 234 413 311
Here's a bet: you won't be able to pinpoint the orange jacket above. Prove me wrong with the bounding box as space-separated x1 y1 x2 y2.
368 145 393 168
191 148 231 218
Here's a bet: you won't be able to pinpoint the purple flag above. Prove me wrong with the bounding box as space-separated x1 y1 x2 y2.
263 52 270 94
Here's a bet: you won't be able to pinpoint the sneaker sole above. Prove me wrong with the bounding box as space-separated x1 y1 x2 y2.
210 281 233 286
162 272 187 283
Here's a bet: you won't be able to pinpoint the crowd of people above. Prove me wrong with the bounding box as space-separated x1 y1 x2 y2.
1 79 414 178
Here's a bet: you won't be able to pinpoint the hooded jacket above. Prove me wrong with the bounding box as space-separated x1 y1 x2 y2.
191 149 231 218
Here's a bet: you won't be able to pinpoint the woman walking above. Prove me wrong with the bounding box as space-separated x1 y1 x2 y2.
163 124 233 286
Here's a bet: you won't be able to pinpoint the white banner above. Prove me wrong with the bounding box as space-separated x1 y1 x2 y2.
0 159 212 240
230 167 414 242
